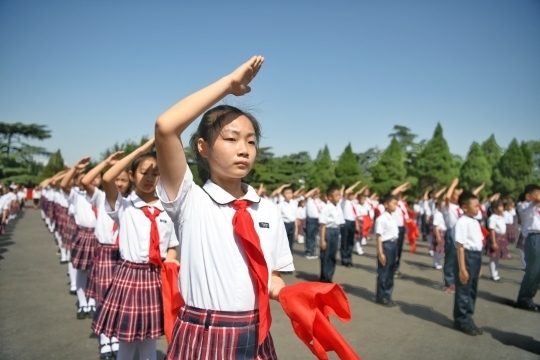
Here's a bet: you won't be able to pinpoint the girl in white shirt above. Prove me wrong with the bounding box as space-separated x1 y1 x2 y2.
503 199 516 244
92 139 179 360
155 56 293 359
296 199 307 244
486 200 508 281
430 200 447 270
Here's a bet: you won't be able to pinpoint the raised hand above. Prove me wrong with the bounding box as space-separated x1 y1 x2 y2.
140 137 156 153
106 151 125 166
75 156 91 170
228 56 265 96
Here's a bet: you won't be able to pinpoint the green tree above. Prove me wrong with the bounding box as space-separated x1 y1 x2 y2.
356 147 381 180
412 123 457 191
370 138 406 195
459 142 492 196
307 145 336 192
492 139 532 198
41 150 65 179
335 143 363 187
524 140 540 180
101 135 151 160
481 134 502 169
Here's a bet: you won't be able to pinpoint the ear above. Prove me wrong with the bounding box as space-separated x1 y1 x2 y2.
198 138 210 159
129 171 135 183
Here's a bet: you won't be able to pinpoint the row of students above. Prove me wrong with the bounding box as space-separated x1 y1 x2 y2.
0 184 26 234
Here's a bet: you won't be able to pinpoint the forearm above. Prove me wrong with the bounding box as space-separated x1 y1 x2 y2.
81 160 108 194
377 236 383 254
269 271 285 301
320 225 326 244
60 167 77 194
490 230 497 245
457 245 466 271
165 247 178 262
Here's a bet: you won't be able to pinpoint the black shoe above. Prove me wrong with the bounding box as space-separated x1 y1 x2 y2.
515 301 539 312
99 354 114 360
69 289 76 295
376 299 393 307
60 260 68 265
345 263 353 268
472 325 484 335
87 306 96 318
455 324 478 336
76 307 86 320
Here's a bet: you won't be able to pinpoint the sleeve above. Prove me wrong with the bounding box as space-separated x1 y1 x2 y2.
488 215 497 230
454 220 467 245
104 191 128 223
166 223 180 248
274 208 295 272
156 167 195 226
374 217 384 236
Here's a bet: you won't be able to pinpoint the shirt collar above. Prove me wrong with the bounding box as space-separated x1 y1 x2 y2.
130 193 164 211
202 180 261 205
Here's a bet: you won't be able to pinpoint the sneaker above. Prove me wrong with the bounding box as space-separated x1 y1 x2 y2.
76 307 86 320
515 301 539 312
435 265 443 270
429 250 434 257
304 255 319 260
456 324 478 336
361 238 367 246
443 286 455 294
492 276 501 282
472 324 484 335
394 271 402 279
376 298 394 307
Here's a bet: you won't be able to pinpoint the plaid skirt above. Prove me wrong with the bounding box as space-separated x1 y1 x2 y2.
62 216 78 250
354 218 363 239
92 261 164 342
86 243 120 305
70 226 98 270
429 229 445 253
506 223 516 244
56 207 68 238
485 233 509 259
298 218 306 236
166 305 277 360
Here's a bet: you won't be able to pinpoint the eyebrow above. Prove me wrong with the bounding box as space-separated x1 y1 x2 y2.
222 129 256 137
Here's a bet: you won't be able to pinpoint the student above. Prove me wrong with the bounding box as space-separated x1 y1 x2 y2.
354 190 369 254
80 151 128 360
515 184 540 312
279 185 298 253
340 181 362 267
92 138 179 360
453 191 484 336
431 199 446 270
503 199 516 244
33 186 41 210
485 200 508 281
155 56 295 359
319 186 345 282
442 179 463 293
296 199 306 244
375 193 399 307
304 188 322 259
390 182 409 277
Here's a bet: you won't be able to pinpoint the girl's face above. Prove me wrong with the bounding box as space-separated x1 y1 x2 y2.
130 158 159 195
495 204 504 215
115 171 130 196
92 173 102 188
199 114 257 182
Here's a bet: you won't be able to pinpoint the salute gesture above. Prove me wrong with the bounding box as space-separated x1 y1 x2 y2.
105 151 124 166
228 56 265 96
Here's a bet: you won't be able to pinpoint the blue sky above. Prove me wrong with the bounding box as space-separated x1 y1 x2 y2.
1 0 539 165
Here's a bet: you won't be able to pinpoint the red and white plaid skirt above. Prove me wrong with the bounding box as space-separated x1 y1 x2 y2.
506 223 516 244
429 229 445 253
485 233 509 259
70 226 98 270
166 305 277 360
56 207 68 238
63 215 77 250
86 243 120 305
92 261 163 342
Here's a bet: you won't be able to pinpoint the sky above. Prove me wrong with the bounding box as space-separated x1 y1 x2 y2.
1 0 539 165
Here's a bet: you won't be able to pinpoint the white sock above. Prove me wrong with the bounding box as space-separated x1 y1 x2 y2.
433 252 441 267
355 241 363 254
68 262 77 289
88 298 96 307
490 259 499 279
60 248 68 261
520 250 526 268
76 269 88 308
116 341 137 360
138 339 157 360
361 237 367 245
100 334 111 354
41 210 45 219
111 338 119 352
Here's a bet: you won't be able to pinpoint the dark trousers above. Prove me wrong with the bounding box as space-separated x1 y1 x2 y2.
284 222 295 253
443 230 456 287
305 217 319 256
320 228 340 282
420 213 427 240
453 250 481 328
377 240 397 301
395 226 406 269
517 233 540 305
340 220 356 266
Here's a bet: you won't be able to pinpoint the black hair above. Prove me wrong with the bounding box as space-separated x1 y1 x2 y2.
458 191 478 207
326 186 340 197
281 186 293 195
524 184 540 195
381 193 397 205
490 199 504 213
189 105 261 184
130 153 157 173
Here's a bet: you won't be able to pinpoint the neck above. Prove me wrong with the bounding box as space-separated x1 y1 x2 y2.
210 174 245 199
136 190 158 205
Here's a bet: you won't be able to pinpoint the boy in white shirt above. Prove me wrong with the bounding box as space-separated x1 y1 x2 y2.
453 191 484 336
319 187 345 283
375 193 399 307
279 186 298 253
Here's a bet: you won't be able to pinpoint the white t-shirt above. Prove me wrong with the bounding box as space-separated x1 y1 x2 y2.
88 189 117 245
305 198 321 219
433 210 447 231
375 212 399 242
157 168 294 312
520 202 540 236
69 188 97 228
33 190 41 199
443 202 462 230
488 214 506 235
296 206 306 220
319 202 345 228
454 215 484 251
503 210 514 225
279 200 298 223
341 199 357 222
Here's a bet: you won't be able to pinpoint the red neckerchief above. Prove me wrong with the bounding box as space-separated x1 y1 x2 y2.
140 206 163 267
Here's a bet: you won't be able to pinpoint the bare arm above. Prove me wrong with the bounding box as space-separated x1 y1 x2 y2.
81 151 124 198
354 185 369 198
270 271 286 301
391 182 409 195
293 185 305 197
303 187 318 199
457 243 469 284
60 157 90 195
320 224 327 250
445 178 459 206
155 56 265 201
434 187 447 199
472 182 486 196
345 181 362 195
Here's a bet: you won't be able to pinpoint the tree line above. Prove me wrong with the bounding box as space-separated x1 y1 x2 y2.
1 121 539 200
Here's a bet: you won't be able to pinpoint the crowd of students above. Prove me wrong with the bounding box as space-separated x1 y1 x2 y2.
0 183 27 234
7 56 540 359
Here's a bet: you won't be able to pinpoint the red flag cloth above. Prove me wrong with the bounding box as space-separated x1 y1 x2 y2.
278 282 361 360
231 200 270 346
374 207 381 218
161 262 184 344
140 206 163 267
405 220 418 254
480 225 490 246
362 215 373 238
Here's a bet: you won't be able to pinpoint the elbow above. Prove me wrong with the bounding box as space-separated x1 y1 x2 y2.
155 116 171 137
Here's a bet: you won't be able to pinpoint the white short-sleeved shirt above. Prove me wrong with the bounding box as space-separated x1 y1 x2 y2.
306 198 321 219
341 199 358 222
414 203 422 215
279 200 297 223
520 202 540 236
488 214 506 235
355 202 369 217
70 188 97 228
33 190 41 199
433 210 447 231
0 196 8 211
443 202 462 230
503 210 514 225
88 189 117 245
157 168 294 312
422 200 432 217
106 191 179 263
375 211 399 242
17 191 25 200
454 215 484 251
296 206 306 220
319 202 345 228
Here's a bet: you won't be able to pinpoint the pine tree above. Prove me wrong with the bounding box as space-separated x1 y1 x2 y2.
41 150 65 178
459 142 492 196
370 138 406 195
307 145 336 192
411 123 457 191
481 134 502 169
492 139 532 198
335 143 363 187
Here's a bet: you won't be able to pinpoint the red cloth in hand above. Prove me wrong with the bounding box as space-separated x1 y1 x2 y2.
405 220 418 254
140 206 163 267
362 215 373 238
278 282 361 360
161 262 184 344
231 200 270 346
480 225 490 246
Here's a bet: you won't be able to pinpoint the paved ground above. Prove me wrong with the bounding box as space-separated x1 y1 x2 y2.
1 209 539 360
